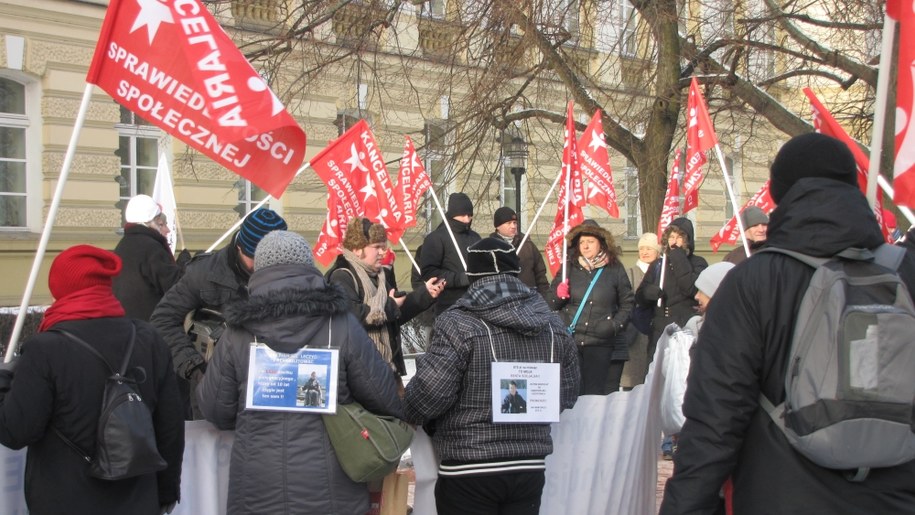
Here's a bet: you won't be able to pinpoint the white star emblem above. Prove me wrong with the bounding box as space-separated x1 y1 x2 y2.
360 179 377 202
587 183 601 200
130 0 174 45
587 129 607 154
344 144 369 173
410 152 422 171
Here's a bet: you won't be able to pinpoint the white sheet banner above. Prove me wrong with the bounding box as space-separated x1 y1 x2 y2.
0 421 234 515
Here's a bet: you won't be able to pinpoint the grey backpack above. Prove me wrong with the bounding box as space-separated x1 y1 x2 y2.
758 244 915 481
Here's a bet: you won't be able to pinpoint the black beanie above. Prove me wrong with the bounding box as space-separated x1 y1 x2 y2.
493 206 517 227
445 192 474 218
770 133 858 203
466 237 521 279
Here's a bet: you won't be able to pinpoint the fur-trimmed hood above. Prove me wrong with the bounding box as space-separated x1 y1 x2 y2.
224 263 351 354
567 220 619 261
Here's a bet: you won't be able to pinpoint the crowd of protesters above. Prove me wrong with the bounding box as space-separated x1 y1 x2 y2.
1 132 914 514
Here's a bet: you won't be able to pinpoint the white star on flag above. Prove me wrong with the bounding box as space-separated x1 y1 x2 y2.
130 0 174 45
587 129 607 153
344 144 368 173
360 179 377 202
587 183 601 200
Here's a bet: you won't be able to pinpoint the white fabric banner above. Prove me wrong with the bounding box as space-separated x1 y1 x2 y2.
0 421 233 515
152 149 178 254
411 340 668 515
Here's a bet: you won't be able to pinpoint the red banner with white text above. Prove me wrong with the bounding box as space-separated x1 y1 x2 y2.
578 110 620 218
86 0 306 198
545 102 586 275
888 0 915 208
395 136 432 231
682 77 718 213
657 149 682 239
313 192 349 267
709 181 775 251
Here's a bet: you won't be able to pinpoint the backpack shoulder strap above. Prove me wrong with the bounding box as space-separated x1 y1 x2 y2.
872 243 905 272
55 322 137 377
756 246 828 269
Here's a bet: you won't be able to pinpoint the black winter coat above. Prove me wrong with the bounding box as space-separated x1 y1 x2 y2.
197 263 403 515
0 318 184 515
326 255 435 375
113 224 183 321
151 242 249 379
549 259 634 360
636 218 708 345
661 179 915 514
419 218 481 314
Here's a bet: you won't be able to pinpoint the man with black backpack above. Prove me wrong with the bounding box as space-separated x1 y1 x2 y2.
661 133 915 514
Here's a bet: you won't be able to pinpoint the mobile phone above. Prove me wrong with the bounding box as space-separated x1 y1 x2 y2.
393 291 407 298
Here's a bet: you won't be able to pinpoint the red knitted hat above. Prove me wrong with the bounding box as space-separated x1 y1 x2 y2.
48 245 122 299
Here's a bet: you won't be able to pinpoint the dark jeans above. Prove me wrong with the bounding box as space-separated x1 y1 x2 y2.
579 345 625 395
435 470 546 515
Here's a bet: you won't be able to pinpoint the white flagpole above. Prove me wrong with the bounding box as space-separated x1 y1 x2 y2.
866 13 897 210
205 162 311 253
424 185 467 271
518 171 562 251
877 175 915 224
712 144 751 257
561 161 571 283
397 237 421 274
657 252 668 308
5 84 94 362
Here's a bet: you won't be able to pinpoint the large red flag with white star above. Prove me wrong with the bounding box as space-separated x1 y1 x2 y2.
86 0 306 198
545 102 586 276
578 110 620 218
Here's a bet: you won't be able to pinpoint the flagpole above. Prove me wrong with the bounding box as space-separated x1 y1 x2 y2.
866 13 897 209
205 162 312 253
877 174 915 224
5 84 94 362
561 158 571 283
425 185 467 271
656 253 668 308
712 144 751 257
397 237 421 274
518 171 563 251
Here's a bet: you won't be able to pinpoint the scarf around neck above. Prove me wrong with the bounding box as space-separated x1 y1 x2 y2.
39 285 125 332
341 249 393 366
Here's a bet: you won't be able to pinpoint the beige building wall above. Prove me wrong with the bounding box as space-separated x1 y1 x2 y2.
0 0 779 307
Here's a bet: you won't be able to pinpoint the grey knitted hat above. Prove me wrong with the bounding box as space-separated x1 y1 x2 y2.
694 261 736 298
254 231 314 271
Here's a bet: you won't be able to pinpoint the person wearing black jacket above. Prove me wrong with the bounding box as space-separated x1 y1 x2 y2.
327 217 442 375
150 208 286 419
0 245 184 515
661 133 915 514
419 192 481 315
490 206 551 300
113 194 183 321
635 217 708 362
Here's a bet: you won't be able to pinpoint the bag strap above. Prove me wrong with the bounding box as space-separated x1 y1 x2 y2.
54 322 137 377
568 267 603 334
760 244 905 272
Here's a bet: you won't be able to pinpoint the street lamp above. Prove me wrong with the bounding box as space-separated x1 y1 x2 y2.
503 129 529 232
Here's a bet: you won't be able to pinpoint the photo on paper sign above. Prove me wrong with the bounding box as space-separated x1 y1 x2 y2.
500 378 528 414
297 366 329 408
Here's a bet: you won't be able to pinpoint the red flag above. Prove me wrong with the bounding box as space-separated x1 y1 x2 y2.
395 136 432 230
658 149 682 238
313 193 348 267
710 181 775 251
545 102 586 275
682 77 718 213
578 110 620 218
310 119 404 241
86 0 306 199
888 0 915 208
805 88 893 241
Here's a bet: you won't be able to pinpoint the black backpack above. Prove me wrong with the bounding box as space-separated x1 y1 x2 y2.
53 323 168 480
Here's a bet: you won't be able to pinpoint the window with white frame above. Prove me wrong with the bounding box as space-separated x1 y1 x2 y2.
422 120 451 232
625 162 640 237
618 0 637 57
115 106 161 211
234 179 268 217
0 76 30 228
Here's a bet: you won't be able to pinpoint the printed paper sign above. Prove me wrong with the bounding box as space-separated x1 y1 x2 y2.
246 344 338 414
491 362 561 423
